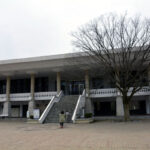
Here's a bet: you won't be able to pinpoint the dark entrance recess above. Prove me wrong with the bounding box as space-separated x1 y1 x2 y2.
94 101 116 116
22 105 28 118
130 100 146 115
61 81 85 95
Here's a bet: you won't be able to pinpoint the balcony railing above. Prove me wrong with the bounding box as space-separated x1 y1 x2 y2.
0 94 7 102
128 87 150 96
0 91 57 102
90 86 150 98
0 87 150 101
34 91 57 100
10 93 31 101
90 88 117 97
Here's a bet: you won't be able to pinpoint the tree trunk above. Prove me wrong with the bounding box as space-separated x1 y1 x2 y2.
123 102 130 121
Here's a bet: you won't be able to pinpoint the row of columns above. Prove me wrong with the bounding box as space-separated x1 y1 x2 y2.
2 75 35 117
2 74 37 117
2 71 90 117
6 69 150 117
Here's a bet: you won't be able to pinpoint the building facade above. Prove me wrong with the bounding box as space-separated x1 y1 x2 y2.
0 53 150 122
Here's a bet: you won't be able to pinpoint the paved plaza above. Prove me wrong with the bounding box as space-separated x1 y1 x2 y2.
0 120 150 150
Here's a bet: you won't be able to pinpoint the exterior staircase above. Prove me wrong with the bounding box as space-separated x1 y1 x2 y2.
44 95 79 123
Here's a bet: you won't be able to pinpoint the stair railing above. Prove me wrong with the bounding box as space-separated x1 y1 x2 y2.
39 91 63 123
72 90 85 123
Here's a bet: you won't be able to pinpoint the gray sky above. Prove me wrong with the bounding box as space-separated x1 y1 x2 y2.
0 0 150 60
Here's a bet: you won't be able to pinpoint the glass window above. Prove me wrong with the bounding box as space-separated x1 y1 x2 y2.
35 77 48 92
0 80 6 94
10 79 30 93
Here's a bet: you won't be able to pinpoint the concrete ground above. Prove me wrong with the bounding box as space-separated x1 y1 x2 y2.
0 120 150 150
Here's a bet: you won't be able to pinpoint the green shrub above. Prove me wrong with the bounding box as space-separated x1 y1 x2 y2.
30 115 34 119
85 113 93 118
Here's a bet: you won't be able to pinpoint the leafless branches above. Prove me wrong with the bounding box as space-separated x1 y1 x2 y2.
72 13 150 120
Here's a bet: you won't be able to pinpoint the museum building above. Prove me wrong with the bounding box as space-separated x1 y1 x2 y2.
0 52 150 123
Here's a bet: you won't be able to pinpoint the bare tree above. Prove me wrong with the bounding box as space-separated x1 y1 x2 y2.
72 13 150 121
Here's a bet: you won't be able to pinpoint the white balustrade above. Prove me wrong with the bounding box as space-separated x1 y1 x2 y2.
0 94 6 102
10 93 31 101
128 86 150 96
34 91 57 100
9 91 57 101
0 87 150 102
90 88 117 97
90 86 150 98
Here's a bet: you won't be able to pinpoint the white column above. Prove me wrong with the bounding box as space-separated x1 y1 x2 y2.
3 76 11 116
146 97 150 114
116 96 124 116
28 74 35 118
20 104 23 117
147 69 150 114
48 76 51 91
85 70 90 96
57 72 61 94
85 70 92 114
115 72 124 117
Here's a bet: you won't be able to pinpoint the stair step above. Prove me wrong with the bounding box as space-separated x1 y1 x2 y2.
44 95 79 123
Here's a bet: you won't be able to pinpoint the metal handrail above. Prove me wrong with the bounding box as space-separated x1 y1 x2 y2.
72 90 85 123
38 91 63 123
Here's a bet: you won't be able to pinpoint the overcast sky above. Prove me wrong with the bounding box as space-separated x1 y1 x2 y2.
0 0 150 60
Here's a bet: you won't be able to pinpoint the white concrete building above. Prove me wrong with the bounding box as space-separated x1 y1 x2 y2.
0 52 150 123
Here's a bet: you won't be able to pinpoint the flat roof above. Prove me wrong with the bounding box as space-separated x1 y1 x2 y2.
0 52 87 65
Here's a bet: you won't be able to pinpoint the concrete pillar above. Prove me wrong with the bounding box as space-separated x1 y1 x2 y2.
48 76 51 91
146 98 150 114
85 70 90 96
3 101 11 116
85 70 92 114
148 69 150 86
57 72 61 94
147 69 150 114
116 96 124 116
6 76 11 100
115 72 124 117
28 74 35 117
20 104 23 117
30 74 35 100
3 76 11 116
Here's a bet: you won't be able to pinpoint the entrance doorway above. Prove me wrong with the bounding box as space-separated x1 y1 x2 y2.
22 105 28 118
130 100 146 115
93 101 116 116
61 81 85 95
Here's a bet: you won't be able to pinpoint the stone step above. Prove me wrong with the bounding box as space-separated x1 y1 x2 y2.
44 95 79 123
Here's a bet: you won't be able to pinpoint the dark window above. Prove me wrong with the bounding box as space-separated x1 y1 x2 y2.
11 79 30 93
0 80 6 94
92 78 104 89
35 77 48 92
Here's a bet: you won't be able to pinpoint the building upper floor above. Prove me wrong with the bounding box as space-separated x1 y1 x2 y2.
0 52 150 101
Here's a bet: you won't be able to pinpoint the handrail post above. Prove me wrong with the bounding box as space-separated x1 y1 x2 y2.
72 90 85 123
38 90 63 123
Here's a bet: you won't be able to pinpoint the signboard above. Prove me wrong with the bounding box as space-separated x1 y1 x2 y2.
26 109 40 119
33 109 40 119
